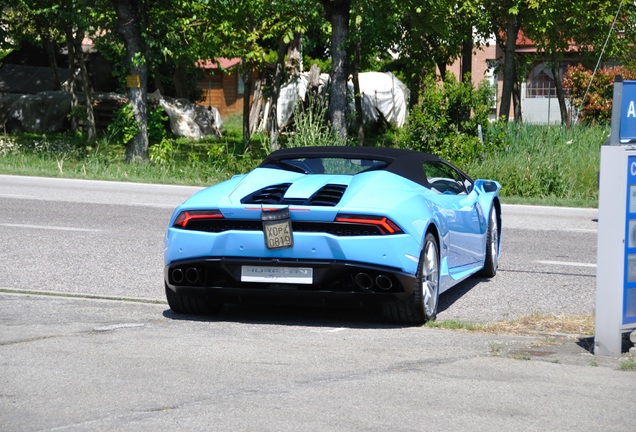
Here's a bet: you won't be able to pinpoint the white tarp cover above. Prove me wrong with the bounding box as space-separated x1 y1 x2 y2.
352 72 409 128
150 91 222 140
274 71 409 129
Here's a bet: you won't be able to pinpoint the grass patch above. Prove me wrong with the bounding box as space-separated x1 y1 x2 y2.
0 129 266 186
425 319 484 331
482 312 595 335
0 121 607 208
464 123 605 207
619 359 636 371
429 312 595 335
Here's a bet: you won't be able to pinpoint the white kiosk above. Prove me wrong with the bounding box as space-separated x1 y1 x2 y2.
595 76 636 356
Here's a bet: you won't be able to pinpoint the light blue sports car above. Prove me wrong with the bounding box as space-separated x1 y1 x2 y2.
164 146 501 325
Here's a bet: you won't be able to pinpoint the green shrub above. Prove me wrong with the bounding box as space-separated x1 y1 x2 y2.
563 64 636 124
286 93 348 147
108 104 168 147
398 73 501 166
465 123 606 204
107 104 139 145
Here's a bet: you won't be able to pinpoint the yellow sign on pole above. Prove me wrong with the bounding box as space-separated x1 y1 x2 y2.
126 74 141 88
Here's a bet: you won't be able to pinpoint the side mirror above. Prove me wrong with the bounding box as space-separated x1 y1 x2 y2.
474 179 500 194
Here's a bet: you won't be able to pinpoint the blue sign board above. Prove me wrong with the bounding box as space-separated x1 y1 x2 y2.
619 81 636 142
623 156 636 324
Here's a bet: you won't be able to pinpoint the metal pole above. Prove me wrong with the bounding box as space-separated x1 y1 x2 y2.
608 75 623 146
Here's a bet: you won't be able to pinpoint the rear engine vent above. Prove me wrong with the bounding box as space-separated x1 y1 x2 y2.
308 184 347 206
241 183 291 204
241 183 347 207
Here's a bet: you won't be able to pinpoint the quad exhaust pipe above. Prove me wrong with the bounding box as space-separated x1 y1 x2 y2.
171 267 200 284
375 275 393 290
186 267 199 284
354 273 373 290
173 267 391 290
354 273 393 291
171 268 184 284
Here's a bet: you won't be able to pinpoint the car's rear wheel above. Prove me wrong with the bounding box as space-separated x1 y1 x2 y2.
165 283 222 315
382 233 440 325
480 207 499 277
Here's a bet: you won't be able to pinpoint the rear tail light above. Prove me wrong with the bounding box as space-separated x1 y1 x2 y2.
173 210 224 228
335 214 403 234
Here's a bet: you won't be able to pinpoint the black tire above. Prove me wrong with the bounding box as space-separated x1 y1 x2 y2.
480 206 499 278
165 284 222 315
382 233 440 325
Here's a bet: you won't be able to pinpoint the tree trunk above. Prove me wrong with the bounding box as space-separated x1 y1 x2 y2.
499 13 520 122
437 60 447 80
512 72 522 123
111 0 149 162
42 35 61 91
461 27 472 83
64 29 79 133
242 67 253 145
286 33 302 74
321 0 351 141
550 56 569 127
409 71 421 107
70 31 97 142
352 36 364 146
249 77 264 135
269 39 289 151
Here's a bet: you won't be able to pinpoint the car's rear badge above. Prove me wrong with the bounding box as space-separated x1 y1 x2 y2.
262 207 293 249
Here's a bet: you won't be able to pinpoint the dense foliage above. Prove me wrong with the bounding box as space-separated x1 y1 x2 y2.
1 0 634 156
563 64 636 124
0 115 606 207
396 74 503 167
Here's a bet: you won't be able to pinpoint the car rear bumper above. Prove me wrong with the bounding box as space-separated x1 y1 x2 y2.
164 257 417 304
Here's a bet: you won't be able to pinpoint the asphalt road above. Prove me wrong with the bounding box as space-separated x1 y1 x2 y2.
0 174 599 321
1 175 634 432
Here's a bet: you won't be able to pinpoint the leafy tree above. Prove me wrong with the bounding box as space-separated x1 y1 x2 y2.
1 0 98 140
389 0 492 109
399 73 499 166
96 0 218 160
523 0 636 126
482 0 532 122
212 0 320 147
521 1 571 125
349 0 401 144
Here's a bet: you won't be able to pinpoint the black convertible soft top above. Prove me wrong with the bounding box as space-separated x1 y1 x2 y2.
260 146 461 187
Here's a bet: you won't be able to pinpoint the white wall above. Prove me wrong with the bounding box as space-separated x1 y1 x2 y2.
521 82 568 124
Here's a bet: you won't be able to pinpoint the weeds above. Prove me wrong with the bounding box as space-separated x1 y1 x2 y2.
464 124 604 206
425 320 483 331
286 93 349 147
489 341 505 356
428 313 594 336
619 359 636 371
0 117 607 207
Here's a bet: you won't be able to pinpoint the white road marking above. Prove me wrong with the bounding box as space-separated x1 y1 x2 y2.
536 260 596 268
137 203 175 209
315 328 347 333
0 194 36 199
93 323 146 332
563 228 597 233
0 223 102 233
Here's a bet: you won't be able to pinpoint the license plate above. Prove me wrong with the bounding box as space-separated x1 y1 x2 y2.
241 266 313 284
262 207 293 249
